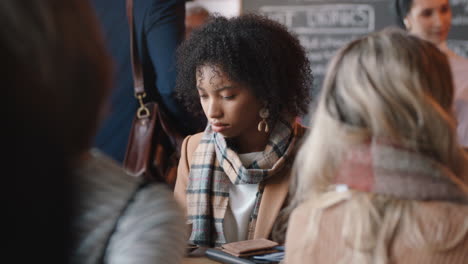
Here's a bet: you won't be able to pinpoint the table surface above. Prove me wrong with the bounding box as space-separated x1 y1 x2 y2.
181 248 219 264
181 257 218 264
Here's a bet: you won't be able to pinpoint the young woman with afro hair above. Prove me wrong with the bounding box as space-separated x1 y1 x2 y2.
174 14 313 247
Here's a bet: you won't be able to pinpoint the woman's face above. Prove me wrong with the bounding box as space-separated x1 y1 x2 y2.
405 0 452 46
196 64 263 141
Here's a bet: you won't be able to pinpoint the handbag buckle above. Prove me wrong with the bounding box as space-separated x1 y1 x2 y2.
136 93 150 119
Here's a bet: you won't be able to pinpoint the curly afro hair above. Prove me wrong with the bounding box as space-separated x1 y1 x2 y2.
175 14 313 122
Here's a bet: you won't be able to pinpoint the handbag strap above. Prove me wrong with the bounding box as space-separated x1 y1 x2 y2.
125 0 184 149
126 0 149 118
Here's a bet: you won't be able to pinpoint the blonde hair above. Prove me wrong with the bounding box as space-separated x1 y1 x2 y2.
289 28 468 263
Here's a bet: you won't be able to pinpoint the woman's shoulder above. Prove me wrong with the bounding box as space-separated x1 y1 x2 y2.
187 132 204 145
447 50 468 71
289 197 347 225
289 202 313 226
291 196 468 227
183 132 205 155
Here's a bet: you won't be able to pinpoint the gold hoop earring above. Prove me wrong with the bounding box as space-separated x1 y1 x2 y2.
257 108 269 133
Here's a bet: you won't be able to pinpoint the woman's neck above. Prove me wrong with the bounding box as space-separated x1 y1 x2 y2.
438 41 449 53
437 41 457 58
232 130 270 154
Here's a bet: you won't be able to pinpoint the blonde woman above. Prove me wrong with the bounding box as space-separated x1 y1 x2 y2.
285 28 468 264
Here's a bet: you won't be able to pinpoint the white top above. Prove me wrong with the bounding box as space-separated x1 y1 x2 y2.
223 151 262 243
446 47 468 146
448 52 468 147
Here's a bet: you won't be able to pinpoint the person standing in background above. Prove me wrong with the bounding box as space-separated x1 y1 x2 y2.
92 0 204 164
393 0 468 146
185 4 210 39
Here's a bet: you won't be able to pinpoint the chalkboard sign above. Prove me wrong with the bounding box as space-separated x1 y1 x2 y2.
242 0 468 110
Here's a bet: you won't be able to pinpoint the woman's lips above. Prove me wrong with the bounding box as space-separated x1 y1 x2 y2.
432 29 447 38
211 123 229 132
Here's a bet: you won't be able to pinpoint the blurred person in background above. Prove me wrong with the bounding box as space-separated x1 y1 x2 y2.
92 0 204 164
185 4 210 39
3 0 186 263
393 0 468 146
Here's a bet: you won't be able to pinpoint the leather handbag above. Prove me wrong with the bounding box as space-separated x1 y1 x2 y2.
123 0 183 187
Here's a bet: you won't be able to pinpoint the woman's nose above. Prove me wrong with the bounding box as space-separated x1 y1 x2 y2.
206 100 222 119
432 12 443 26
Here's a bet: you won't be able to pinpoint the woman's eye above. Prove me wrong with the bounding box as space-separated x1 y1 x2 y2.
199 94 208 99
440 5 449 13
223 95 236 100
421 9 433 17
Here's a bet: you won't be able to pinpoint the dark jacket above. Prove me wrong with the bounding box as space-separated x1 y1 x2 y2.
92 0 202 163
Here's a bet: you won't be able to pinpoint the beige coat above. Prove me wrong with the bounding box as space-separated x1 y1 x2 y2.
174 132 293 241
285 199 468 264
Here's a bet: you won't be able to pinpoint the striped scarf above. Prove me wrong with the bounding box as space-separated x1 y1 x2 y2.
335 140 468 203
186 119 302 247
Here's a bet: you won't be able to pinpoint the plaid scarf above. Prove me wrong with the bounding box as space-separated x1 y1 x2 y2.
335 140 468 203
187 119 302 247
